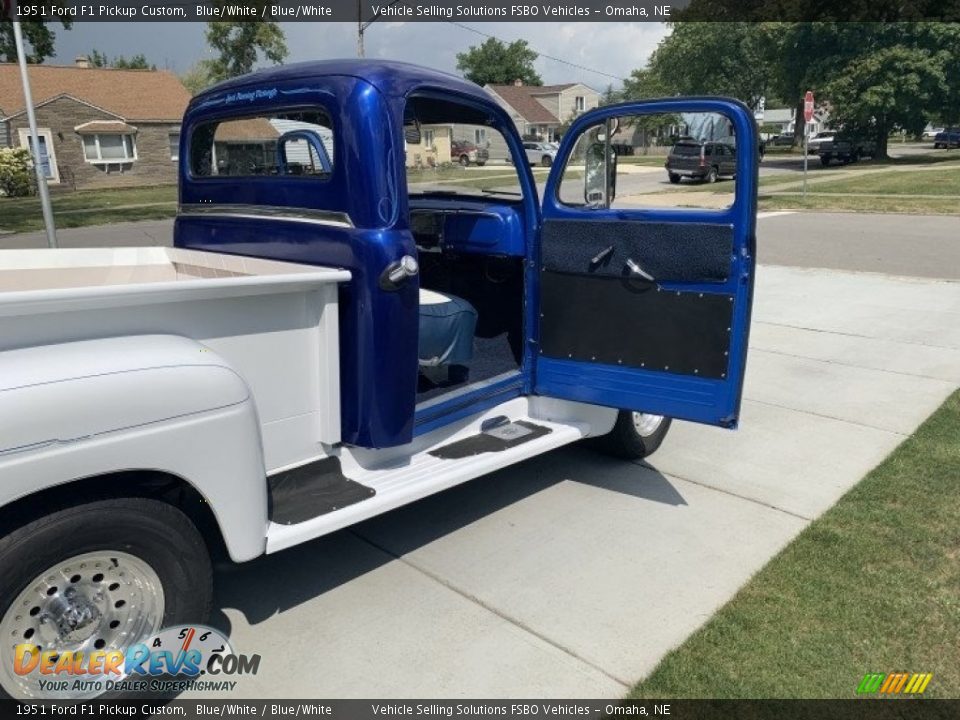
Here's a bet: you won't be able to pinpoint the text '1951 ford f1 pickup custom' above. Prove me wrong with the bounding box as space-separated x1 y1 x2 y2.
0 60 758 699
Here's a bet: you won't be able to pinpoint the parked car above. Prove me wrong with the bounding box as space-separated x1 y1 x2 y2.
665 138 737 184
818 134 877 165
0 60 760 701
523 141 558 167
769 133 795 146
923 127 944 141
933 129 960 149
806 131 836 154
451 139 489 166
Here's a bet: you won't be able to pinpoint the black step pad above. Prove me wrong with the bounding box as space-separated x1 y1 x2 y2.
268 457 375 525
429 420 552 460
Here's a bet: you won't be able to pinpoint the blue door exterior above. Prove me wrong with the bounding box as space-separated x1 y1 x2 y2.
535 98 758 428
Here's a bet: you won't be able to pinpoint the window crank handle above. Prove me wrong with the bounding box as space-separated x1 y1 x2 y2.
625 258 655 282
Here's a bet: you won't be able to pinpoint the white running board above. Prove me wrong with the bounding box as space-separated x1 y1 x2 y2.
265 412 586 554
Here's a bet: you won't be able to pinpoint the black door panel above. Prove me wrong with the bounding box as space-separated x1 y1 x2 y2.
541 220 733 283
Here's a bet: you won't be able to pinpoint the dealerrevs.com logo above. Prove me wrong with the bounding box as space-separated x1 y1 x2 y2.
11 626 260 699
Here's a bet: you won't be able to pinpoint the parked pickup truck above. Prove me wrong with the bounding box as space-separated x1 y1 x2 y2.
0 61 758 700
818 134 877 165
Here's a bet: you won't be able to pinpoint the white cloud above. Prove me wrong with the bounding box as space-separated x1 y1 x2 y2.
52 21 669 90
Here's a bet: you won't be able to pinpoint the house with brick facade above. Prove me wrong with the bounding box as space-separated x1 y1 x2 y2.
0 58 190 190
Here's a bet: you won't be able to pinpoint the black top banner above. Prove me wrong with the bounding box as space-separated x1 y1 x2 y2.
2 0 960 23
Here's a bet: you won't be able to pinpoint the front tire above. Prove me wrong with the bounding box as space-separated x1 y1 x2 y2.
541 155 553 167
0 497 212 699
668 173 681 184
588 411 672 460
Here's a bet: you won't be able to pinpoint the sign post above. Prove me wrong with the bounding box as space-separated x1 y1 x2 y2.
802 91 814 199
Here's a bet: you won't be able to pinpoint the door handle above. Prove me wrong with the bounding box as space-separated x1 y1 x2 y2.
379 255 419 291
625 258 655 282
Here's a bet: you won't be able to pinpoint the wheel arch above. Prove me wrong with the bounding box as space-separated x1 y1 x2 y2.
0 469 229 563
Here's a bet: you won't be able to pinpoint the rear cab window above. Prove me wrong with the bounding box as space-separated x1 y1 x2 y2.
189 109 334 179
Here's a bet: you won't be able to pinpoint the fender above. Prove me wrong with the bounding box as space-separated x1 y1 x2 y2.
0 335 269 561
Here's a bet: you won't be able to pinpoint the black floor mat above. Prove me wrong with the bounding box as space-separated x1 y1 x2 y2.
268 457 375 525
429 420 552 459
416 332 519 404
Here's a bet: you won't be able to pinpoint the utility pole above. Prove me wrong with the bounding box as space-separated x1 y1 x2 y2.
357 0 364 57
11 0 57 248
358 0 402 58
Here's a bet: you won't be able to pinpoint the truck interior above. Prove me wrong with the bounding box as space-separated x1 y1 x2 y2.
403 95 527 406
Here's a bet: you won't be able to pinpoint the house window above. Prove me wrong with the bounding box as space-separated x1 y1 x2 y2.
474 128 487 145
169 132 180 161
17 128 60 184
82 134 137 163
575 96 585 112
423 129 435 150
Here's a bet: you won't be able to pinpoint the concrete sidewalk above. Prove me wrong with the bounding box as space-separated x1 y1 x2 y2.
197 265 960 698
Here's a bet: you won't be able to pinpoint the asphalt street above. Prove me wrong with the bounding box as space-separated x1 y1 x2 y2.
5 210 957 281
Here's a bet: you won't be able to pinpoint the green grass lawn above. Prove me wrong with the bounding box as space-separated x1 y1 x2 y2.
759 194 959 215
1 185 177 234
630 389 960 699
620 155 669 166
791 168 960 196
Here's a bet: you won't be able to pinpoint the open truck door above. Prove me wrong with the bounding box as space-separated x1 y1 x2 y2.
535 98 758 428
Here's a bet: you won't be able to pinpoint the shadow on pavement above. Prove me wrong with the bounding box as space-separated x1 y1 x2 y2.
209 444 686 630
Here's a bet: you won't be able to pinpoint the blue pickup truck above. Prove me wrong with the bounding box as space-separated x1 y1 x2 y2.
0 60 757 699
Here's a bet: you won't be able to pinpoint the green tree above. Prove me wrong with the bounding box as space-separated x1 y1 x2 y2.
0 16 71 63
180 60 217 96
640 23 775 109
456 38 542 87
205 11 288 83
88 49 155 70
773 23 954 156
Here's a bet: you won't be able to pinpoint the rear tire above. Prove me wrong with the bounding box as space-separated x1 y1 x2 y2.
705 166 718 183
0 497 213 699
820 156 831 167
588 411 672 460
459 155 470 167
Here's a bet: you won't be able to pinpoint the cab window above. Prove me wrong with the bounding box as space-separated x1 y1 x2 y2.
189 109 334 179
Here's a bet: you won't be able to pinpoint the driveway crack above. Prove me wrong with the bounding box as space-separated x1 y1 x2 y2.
348 530 632 690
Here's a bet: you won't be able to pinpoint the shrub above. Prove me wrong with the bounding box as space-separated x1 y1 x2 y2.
0 147 35 198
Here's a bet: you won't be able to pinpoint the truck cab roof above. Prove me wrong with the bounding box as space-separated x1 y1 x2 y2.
195 59 494 105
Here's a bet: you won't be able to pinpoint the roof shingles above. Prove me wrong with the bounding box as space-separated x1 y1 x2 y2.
486 84 560 124
0 63 190 122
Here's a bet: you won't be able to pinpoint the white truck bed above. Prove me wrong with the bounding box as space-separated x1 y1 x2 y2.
0 247 350 470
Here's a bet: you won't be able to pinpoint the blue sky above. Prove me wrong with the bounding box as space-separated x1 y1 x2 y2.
48 22 670 90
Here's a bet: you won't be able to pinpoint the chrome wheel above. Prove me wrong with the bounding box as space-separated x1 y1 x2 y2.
631 412 665 438
0 551 164 699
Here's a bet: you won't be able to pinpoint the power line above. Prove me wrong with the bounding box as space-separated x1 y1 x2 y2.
446 21 628 83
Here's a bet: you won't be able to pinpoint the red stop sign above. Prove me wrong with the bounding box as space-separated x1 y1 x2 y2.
804 91 815 123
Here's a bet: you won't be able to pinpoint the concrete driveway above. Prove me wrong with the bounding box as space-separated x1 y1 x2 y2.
193 261 960 699
5 214 958 697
